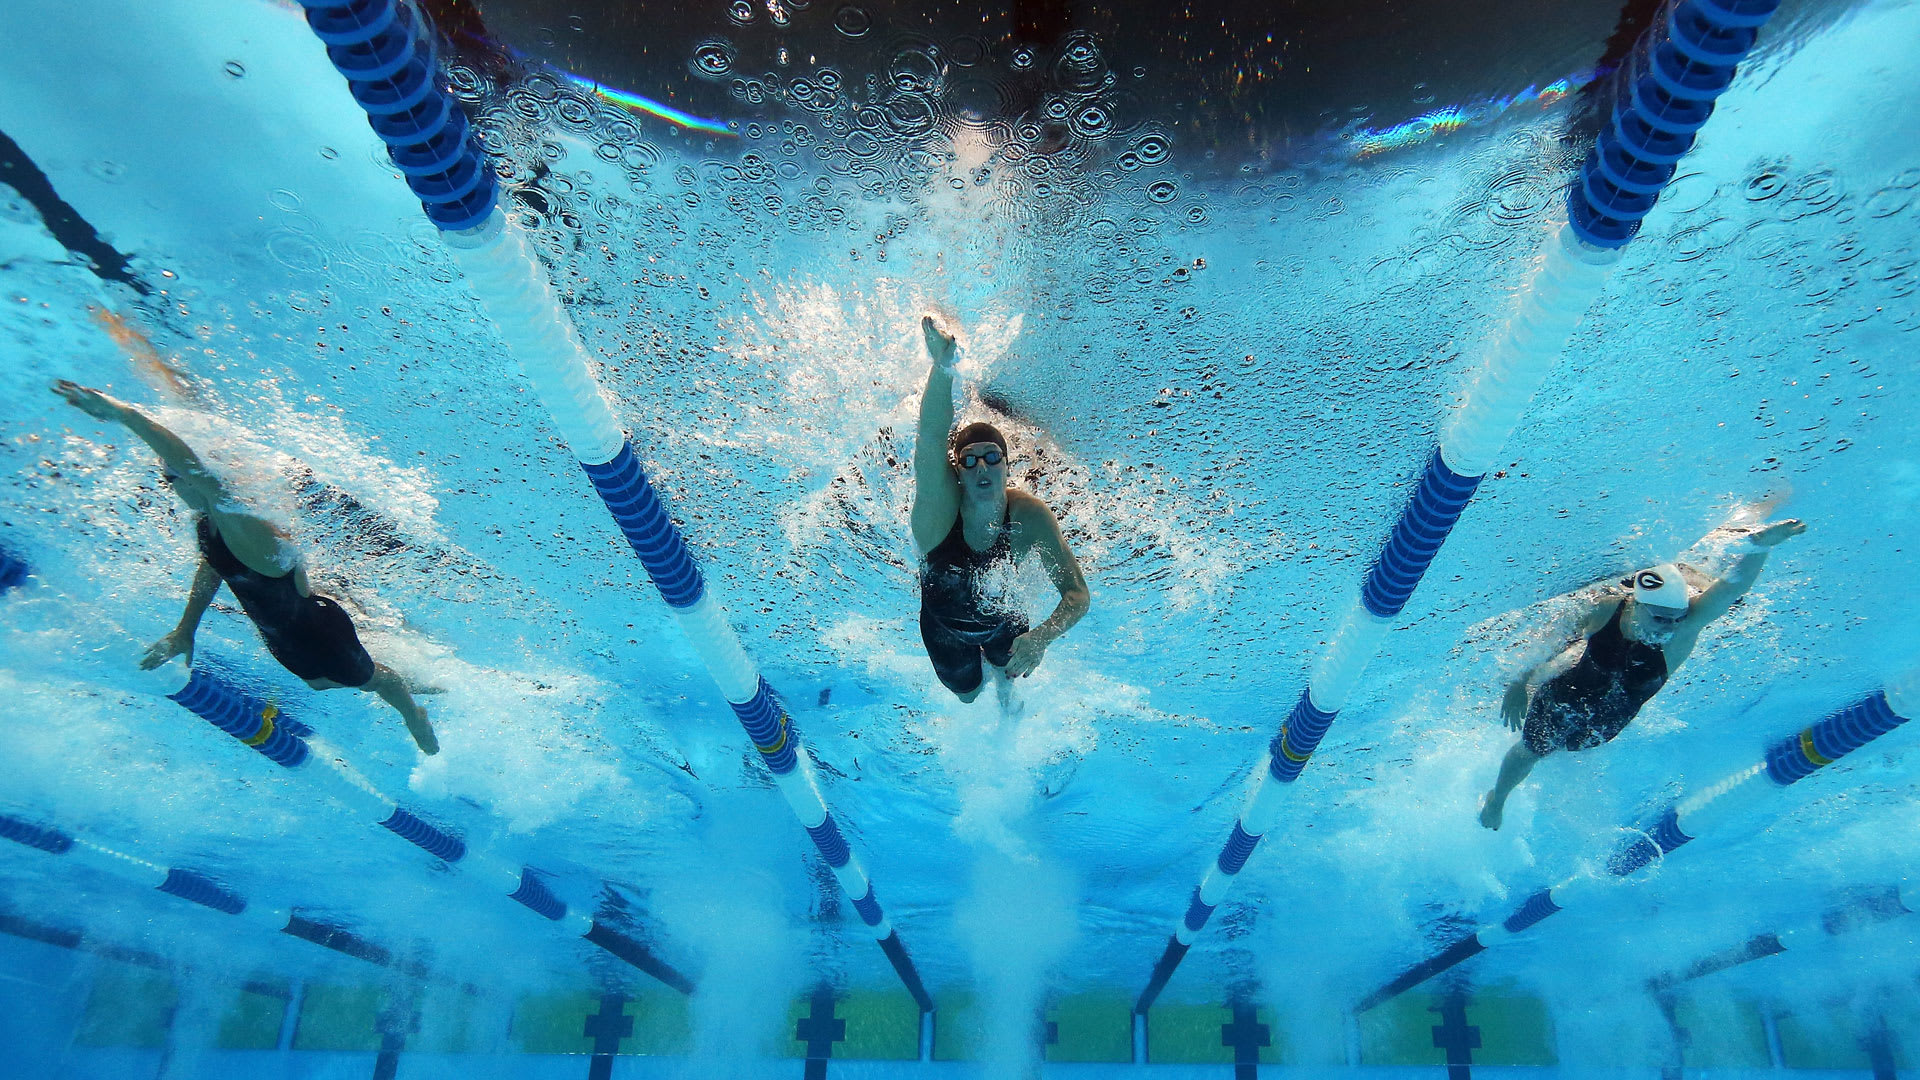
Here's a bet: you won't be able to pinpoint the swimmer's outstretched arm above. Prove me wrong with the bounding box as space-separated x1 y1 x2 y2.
1664 518 1805 662
51 382 214 490
141 558 222 670
909 316 960 555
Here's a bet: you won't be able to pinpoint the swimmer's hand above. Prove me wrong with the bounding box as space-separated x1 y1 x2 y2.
1746 518 1806 547
922 316 957 371
1005 631 1048 678
140 627 194 670
1500 681 1529 731
51 380 124 422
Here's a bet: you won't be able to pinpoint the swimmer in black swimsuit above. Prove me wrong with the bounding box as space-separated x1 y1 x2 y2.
1478 516 1806 829
910 317 1090 701
52 381 440 754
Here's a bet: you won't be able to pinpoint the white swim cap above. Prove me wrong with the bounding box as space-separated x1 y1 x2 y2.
1631 563 1688 610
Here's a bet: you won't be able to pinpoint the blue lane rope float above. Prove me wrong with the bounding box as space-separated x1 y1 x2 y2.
290 0 929 1010
152 657 691 990
1357 679 1916 1011
298 0 495 230
168 668 311 767
1135 0 1788 1013
0 811 396 967
1568 0 1782 248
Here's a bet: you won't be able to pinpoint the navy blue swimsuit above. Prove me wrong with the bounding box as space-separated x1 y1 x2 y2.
1522 603 1669 755
197 518 375 687
918 507 1027 695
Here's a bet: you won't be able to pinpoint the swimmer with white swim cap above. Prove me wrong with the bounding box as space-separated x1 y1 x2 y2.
1478 516 1807 830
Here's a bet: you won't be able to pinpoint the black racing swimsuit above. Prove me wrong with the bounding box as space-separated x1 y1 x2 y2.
918 507 1027 695
196 517 375 688
1522 603 1669 756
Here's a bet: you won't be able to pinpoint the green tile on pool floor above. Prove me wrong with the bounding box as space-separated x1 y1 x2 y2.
775 989 920 1060
514 990 690 1056
1358 992 1447 1066
931 991 985 1062
1146 1002 1282 1065
1466 991 1556 1066
1673 992 1771 1068
216 985 288 1050
627 988 692 1055
292 984 386 1052
1045 993 1131 1064
513 991 600 1054
74 964 177 1048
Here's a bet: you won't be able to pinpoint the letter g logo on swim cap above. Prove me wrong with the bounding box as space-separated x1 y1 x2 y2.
1634 569 1665 590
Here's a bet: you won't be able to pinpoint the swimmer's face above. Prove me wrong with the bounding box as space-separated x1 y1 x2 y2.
162 470 212 514
1633 600 1688 645
952 442 1006 491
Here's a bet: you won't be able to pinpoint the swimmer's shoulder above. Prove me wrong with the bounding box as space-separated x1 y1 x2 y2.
207 510 298 575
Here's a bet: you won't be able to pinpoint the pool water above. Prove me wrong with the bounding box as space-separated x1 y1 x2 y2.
0 0 1916 1076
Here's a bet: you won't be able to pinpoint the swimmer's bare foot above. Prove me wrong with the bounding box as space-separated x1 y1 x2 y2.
368 662 438 754
405 706 440 756
1478 794 1504 831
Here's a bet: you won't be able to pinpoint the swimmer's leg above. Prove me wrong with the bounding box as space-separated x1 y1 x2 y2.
364 664 438 754
1480 740 1541 831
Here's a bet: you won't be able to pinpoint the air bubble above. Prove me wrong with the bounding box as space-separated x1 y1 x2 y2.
1865 186 1914 219
445 64 486 103
833 5 871 36
223 61 246 79
729 0 755 24
1745 172 1786 201
1053 31 1110 94
1147 179 1178 202
1010 46 1035 70
82 160 128 184
266 229 329 273
1070 101 1114 139
889 43 944 94
949 36 986 67
1133 134 1170 165
883 94 936 136
553 92 597 131
319 146 339 160
692 39 737 79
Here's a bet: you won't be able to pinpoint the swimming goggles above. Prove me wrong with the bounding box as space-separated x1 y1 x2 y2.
956 449 1004 469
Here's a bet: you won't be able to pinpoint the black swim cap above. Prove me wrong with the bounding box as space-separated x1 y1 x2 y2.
950 421 1008 459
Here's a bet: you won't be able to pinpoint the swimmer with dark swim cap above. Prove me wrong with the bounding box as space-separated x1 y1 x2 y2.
910 317 1090 701
52 380 442 755
1478 516 1807 830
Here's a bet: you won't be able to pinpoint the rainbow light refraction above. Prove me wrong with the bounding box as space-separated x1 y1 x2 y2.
1347 71 1597 158
562 73 735 137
